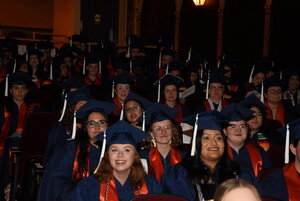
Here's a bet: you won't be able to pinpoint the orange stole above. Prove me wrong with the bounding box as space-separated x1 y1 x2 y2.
100 178 148 201
283 162 300 201
174 103 183 124
113 97 122 116
265 101 285 126
0 108 11 156
227 143 262 177
16 104 28 133
149 147 182 182
72 145 90 183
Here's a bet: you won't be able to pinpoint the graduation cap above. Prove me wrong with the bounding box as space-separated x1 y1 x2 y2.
94 120 149 173
277 119 300 164
284 67 300 81
183 110 230 156
28 49 44 58
111 72 134 99
76 99 117 119
221 103 254 122
209 68 227 84
68 34 88 43
61 75 86 91
113 58 130 71
37 41 54 50
154 73 184 103
85 53 100 65
167 59 184 73
161 47 175 57
248 63 268 83
9 72 33 86
59 50 76 60
239 94 267 111
263 75 284 92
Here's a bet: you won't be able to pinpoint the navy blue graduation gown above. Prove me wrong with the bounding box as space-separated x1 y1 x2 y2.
229 143 273 175
38 140 100 201
74 175 163 201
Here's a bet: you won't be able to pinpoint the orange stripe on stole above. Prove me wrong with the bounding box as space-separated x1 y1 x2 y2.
0 108 11 156
16 103 27 133
149 147 182 182
72 144 90 183
283 162 300 201
100 178 148 201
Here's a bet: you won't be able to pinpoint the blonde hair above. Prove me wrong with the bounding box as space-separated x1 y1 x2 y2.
214 178 262 201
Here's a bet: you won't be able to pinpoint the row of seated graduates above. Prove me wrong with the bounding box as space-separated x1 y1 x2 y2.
0 35 300 201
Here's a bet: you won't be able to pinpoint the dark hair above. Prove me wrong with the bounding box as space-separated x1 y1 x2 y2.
293 138 300 148
72 109 108 183
182 130 240 187
244 104 266 132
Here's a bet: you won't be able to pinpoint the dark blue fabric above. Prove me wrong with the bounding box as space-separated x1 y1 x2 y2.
73 175 163 201
258 168 289 201
38 140 100 201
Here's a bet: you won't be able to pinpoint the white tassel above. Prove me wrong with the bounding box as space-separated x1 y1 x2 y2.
58 93 68 122
280 71 283 80
166 62 169 75
50 61 53 80
130 60 132 73
70 36 73 47
142 111 146 131
191 114 199 156
157 80 161 103
99 61 102 74
284 124 290 164
4 74 9 97
126 36 131 58
119 104 124 120
13 59 16 73
249 65 255 83
112 81 115 98
186 46 192 63
71 111 77 140
260 82 264 103
82 57 86 75
205 71 210 99
158 51 162 69
94 130 107 174
217 58 220 68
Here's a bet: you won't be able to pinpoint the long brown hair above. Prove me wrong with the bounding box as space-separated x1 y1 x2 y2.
214 178 262 201
94 147 146 190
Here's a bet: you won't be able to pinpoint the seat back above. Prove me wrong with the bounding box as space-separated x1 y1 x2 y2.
130 194 188 201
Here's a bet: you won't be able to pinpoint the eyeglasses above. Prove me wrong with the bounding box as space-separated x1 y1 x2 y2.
209 86 224 91
164 89 177 93
268 89 282 95
86 120 107 128
124 105 141 113
227 124 247 130
152 125 172 133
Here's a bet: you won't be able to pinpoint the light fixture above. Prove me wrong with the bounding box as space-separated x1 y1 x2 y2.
193 0 206 6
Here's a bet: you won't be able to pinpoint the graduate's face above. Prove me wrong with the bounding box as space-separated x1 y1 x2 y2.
151 120 173 145
60 63 68 76
164 85 177 102
115 84 130 103
252 73 265 86
247 106 263 131
124 100 143 124
200 129 224 164
109 144 135 176
224 121 248 147
87 63 99 76
221 187 260 201
161 55 172 65
86 112 108 142
265 86 282 104
64 57 73 68
10 84 28 102
29 54 39 67
288 75 299 90
208 83 224 101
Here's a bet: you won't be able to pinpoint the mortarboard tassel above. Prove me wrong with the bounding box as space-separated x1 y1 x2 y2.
126 36 131 58
82 57 86 75
112 81 115 98
158 50 162 69
279 71 283 80
58 93 68 122
95 130 107 173
260 82 264 103
284 124 290 164
119 104 124 120
205 71 210 99
13 59 16 73
186 46 192 63
71 111 77 140
4 74 9 97
249 65 255 83
166 62 169 75
191 113 199 156
130 59 132 73
99 60 102 74
142 111 146 131
217 57 220 68
157 80 161 103
70 36 73 47
50 61 53 80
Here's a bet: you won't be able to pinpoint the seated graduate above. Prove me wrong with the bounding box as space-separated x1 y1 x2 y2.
162 110 241 201
282 68 300 106
123 92 152 130
38 100 116 201
240 94 271 151
258 119 300 201
221 103 273 178
73 121 162 201
139 103 185 182
45 86 90 160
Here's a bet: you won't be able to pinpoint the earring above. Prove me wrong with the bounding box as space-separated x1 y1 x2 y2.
152 137 156 147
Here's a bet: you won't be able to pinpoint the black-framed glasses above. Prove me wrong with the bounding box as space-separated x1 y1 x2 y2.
152 125 172 133
227 124 247 130
124 105 141 113
86 120 107 128
209 86 224 91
